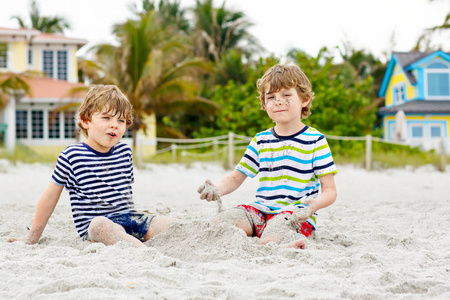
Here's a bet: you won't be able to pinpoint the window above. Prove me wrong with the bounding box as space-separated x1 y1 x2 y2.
64 111 77 138
32 110 44 139
57 50 67 80
43 50 54 78
426 62 450 97
411 126 423 138
123 128 133 138
28 49 32 65
48 112 61 139
0 43 7 68
393 84 406 104
16 110 28 138
430 125 442 138
43 50 68 80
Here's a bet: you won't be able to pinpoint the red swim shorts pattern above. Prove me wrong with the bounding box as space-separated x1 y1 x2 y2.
237 204 314 238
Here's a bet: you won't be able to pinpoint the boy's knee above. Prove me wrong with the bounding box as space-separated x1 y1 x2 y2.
145 216 172 240
215 208 253 236
88 216 114 238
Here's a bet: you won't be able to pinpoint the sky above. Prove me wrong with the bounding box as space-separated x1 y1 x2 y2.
0 0 449 62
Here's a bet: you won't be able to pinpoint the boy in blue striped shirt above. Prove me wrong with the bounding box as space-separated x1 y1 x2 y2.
8 85 171 247
198 64 337 249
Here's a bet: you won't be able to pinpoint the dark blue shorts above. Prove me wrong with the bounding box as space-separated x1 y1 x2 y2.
108 211 155 241
83 211 155 242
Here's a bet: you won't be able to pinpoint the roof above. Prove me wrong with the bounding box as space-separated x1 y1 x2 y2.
378 50 450 97
32 33 87 47
0 27 40 37
22 77 86 99
0 27 87 48
392 52 431 85
393 51 435 67
378 100 450 115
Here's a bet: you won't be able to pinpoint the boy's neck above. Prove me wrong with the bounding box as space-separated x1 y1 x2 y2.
84 138 114 154
274 121 306 136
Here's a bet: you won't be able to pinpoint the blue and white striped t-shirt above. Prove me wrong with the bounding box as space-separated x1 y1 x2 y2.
236 126 337 228
52 142 135 238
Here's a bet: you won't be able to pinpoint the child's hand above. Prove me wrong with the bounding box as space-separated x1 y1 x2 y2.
6 236 34 245
197 180 221 202
290 199 317 224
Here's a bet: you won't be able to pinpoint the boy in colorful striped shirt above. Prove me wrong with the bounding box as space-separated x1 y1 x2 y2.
7 85 172 247
198 64 337 249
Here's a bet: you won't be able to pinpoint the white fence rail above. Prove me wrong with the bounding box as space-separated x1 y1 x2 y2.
146 132 447 172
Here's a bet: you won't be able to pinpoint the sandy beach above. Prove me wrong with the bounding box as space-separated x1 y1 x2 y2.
1 159 449 299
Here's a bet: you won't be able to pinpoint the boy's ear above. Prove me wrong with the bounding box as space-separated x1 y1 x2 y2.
301 98 311 108
80 117 89 129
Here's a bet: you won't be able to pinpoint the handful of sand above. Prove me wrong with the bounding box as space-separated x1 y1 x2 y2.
199 181 223 213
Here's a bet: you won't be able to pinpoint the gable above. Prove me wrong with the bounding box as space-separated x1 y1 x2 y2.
378 54 416 98
379 51 450 99
405 51 450 71
384 67 415 107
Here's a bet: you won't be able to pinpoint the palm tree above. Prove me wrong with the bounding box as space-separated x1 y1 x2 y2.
11 0 70 33
214 49 249 86
135 0 191 34
192 0 260 62
79 9 218 148
0 73 31 111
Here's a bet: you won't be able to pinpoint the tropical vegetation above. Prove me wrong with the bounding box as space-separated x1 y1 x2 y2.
10 0 71 33
1 0 449 168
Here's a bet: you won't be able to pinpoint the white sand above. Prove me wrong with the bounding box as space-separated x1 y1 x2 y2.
1 160 449 299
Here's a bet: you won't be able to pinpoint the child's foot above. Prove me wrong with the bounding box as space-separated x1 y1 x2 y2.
286 239 306 249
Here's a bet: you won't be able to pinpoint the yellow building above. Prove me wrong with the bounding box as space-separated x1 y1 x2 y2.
0 27 156 159
378 51 450 153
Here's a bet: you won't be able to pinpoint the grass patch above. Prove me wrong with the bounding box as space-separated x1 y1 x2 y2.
141 146 246 169
1 141 448 171
329 139 449 170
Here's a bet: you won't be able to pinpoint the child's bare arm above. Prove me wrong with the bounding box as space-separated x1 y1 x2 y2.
290 173 337 223
7 182 63 245
311 173 337 212
198 169 247 201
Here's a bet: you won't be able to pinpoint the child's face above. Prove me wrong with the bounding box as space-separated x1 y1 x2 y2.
264 86 309 126
81 107 127 153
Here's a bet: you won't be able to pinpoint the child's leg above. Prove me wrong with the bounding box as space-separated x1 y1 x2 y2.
214 208 253 236
259 214 306 249
144 216 173 241
88 216 144 247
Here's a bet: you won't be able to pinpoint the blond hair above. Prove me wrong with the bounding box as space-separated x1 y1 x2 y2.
257 64 315 119
77 85 133 137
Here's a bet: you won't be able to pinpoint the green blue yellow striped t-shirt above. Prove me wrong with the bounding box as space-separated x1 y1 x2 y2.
236 126 337 228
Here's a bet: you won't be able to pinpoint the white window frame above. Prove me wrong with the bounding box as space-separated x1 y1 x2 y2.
63 111 77 139
41 49 69 80
15 104 79 145
27 47 33 69
15 110 28 139
48 111 61 139
0 42 8 69
424 60 450 100
393 83 406 105
429 123 444 139
410 124 425 139
31 110 45 139
56 50 68 80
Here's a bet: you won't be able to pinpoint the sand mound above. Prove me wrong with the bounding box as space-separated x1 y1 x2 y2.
1 160 449 299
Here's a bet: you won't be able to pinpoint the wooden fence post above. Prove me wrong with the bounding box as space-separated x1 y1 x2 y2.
228 132 235 170
137 135 143 168
440 137 446 172
365 135 372 172
171 144 177 161
213 139 218 154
